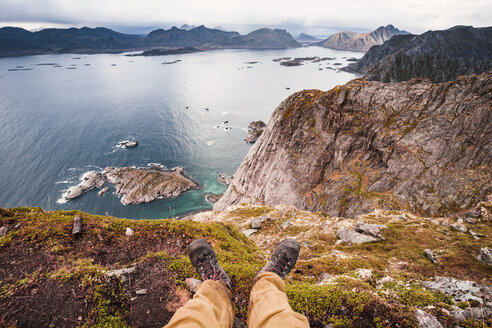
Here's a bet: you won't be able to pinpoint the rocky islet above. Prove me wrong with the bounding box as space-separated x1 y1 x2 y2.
65 166 199 205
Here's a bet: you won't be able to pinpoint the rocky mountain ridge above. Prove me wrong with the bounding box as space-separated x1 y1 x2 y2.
317 24 409 52
347 25 492 82
0 25 300 57
214 72 492 218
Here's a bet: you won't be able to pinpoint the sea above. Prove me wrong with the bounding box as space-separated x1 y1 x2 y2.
0 46 362 219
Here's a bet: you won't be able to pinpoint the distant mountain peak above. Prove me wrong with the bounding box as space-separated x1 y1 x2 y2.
179 24 196 30
296 33 321 42
318 24 409 52
348 25 492 83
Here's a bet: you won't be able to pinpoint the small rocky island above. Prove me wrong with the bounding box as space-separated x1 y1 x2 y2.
244 120 266 143
116 140 138 148
65 166 199 204
128 47 201 56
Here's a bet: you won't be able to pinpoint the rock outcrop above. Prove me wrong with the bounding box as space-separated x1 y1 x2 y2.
347 25 492 83
105 166 199 205
244 120 266 143
217 173 233 185
214 73 492 217
66 171 106 199
318 24 409 52
65 166 199 204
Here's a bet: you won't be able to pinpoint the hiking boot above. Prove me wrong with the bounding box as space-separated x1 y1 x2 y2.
188 239 232 289
255 238 300 280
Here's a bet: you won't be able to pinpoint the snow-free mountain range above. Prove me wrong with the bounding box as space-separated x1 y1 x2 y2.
0 24 406 57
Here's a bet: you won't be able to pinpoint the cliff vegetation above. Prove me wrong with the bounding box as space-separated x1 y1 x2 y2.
1 205 491 327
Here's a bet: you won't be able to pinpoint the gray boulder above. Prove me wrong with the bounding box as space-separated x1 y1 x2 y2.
451 224 468 233
251 216 272 229
337 228 379 245
478 247 492 266
354 222 387 240
414 309 443 328
424 249 438 264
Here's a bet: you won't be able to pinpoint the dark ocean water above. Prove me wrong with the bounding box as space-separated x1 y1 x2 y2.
0 47 362 219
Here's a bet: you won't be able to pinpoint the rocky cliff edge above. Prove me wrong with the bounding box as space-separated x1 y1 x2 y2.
214 73 492 218
1 205 491 327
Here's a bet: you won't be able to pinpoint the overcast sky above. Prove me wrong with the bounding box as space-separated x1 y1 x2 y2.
1 0 491 37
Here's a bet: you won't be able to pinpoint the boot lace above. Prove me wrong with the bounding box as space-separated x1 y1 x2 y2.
198 255 225 281
268 253 291 276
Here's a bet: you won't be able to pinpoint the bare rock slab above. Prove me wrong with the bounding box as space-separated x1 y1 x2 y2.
415 309 443 328
354 222 387 240
337 228 379 245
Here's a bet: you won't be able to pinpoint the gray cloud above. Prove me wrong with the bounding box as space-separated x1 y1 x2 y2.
0 0 491 36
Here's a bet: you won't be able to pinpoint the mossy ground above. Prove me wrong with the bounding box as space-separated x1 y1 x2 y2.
1 205 491 327
192 203 492 327
0 207 260 327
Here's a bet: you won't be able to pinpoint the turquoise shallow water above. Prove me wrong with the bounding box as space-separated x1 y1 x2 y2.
0 47 362 219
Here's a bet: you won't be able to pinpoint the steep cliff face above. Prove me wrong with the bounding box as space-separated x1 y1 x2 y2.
214 73 492 217
347 25 492 83
318 25 408 52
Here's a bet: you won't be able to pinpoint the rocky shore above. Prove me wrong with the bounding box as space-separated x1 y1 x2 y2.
65 166 199 204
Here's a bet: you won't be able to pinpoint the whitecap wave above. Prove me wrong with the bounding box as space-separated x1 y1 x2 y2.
147 163 165 169
54 180 71 184
56 189 69 204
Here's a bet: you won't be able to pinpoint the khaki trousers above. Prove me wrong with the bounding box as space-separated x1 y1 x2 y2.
164 272 309 328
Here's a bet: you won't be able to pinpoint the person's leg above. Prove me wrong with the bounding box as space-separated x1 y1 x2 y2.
164 279 234 328
247 239 309 328
164 239 235 328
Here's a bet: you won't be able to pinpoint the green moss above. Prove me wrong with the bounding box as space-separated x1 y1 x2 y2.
84 280 130 328
392 283 452 307
227 206 273 219
462 318 492 328
286 278 417 327
1 206 490 327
